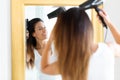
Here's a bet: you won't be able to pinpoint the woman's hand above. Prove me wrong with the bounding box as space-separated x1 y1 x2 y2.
99 9 120 44
98 9 112 26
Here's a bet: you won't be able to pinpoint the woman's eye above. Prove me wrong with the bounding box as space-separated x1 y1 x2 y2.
38 27 46 30
39 28 42 30
38 27 43 30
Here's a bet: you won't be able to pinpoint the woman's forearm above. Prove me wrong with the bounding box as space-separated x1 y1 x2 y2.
41 29 54 70
107 22 120 44
41 40 51 69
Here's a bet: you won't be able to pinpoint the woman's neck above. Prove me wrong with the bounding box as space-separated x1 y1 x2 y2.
36 39 45 49
35 39 46 56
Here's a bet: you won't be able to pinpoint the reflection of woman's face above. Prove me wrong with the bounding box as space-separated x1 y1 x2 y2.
33 21 47 41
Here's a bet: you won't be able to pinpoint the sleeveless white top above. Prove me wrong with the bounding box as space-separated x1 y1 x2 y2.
26 48 58 80
25 67 40 80
34 48 60 80
88 43 114 80
34 49 57 71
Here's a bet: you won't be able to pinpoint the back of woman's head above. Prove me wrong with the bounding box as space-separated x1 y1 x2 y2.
26 18 43 68
53 7 93 80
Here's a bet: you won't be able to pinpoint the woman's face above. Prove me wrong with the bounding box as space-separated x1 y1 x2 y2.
33 21 47 41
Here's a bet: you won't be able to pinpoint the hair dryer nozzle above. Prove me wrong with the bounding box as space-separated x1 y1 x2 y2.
79 0 103 10
47 7 66 19
79 0 107 29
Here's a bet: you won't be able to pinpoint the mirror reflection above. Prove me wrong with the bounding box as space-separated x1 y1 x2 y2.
25 6 76 80
25 6 91 80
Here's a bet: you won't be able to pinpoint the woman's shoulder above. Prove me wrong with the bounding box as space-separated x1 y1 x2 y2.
106 42 120 57
94 42 120 57
92 42 113 56
91 42 108 54
97 42 111 50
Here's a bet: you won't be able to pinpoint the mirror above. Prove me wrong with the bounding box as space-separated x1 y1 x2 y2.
12 0 103 80
25 6 92 80
25 6 92 38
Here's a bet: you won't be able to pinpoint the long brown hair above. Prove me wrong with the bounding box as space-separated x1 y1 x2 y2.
26 18 43 68
53 7 93 80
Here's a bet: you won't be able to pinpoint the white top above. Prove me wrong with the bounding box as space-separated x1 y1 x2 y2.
88 43 114 80
26 48 58 80
40 73 62 80
34 48 57 71
25 67 40 80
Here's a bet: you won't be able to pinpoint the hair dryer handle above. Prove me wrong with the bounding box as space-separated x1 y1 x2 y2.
95 7 107 29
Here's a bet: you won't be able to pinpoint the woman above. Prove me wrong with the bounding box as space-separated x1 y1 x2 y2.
41 7 120 80
26 18 48 70
26 18 57 80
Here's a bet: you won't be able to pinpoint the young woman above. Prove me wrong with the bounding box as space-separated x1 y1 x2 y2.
26 18 57 80
41 8 120 80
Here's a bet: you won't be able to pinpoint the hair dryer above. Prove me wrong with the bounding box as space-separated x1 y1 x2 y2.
47 7 66 19
79 0 107 29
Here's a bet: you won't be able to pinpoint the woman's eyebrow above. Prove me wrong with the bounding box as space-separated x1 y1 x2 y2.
37 26 44 28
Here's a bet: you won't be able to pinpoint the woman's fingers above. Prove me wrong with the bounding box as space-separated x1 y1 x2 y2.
99 11 106 18
98 9 111 25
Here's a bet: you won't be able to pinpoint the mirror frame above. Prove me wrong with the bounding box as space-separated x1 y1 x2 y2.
11 0 103 80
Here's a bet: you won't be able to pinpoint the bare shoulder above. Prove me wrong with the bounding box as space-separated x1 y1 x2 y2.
106 42 120 57
106 42 118 49
41 61 60 75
